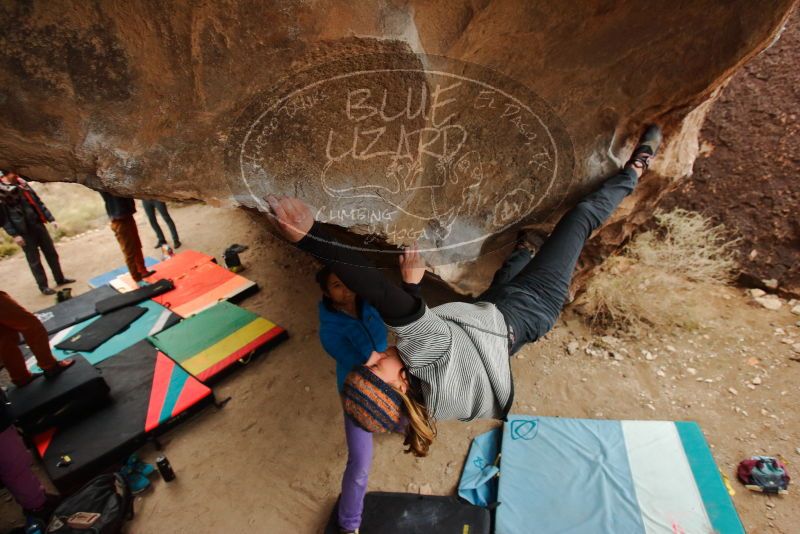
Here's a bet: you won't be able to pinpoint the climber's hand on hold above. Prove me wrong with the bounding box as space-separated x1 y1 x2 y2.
399 244 426 285
265 195 314 243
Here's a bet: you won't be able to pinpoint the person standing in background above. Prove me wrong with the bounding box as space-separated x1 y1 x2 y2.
0 170 74 295
316 267 389 533
100 192 154 282
141 199 181 249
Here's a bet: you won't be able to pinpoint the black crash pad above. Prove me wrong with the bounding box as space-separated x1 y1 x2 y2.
325 492 491 534
34 286 119 335
54 306 146 352
94 279 174 314
6 355 110 436
32 341 213 493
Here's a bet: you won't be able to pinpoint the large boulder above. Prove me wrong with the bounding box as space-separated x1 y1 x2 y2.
1 1 796 293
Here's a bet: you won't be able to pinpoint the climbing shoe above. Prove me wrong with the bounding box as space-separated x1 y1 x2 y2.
626 124 662 171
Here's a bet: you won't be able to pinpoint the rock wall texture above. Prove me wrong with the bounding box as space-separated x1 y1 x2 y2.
660 8 800 297
0 1 796 292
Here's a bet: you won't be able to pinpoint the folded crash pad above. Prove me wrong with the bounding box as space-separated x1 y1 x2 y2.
94 279 174 314
6 355 110 436
54 306 147 352
112 249 215 292
324 492 490 534
27 300 180 368
480 416 745 534
32 341 213 492
34 286 119 335
149 301 286 382
87 257 159 288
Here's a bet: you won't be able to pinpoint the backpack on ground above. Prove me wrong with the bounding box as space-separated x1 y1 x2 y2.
46 473 133 533
737 456 790 493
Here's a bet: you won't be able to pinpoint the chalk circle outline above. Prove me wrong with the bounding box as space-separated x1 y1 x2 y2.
233 54 574 257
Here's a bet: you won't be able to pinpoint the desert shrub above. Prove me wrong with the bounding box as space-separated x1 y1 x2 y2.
0 235 17 258
577 208 738 332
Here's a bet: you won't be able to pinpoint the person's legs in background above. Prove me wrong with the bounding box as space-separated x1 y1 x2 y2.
142 199 166 248
31 223 70 285
338 416 374 533
110 215 149 282
0 291 66 386
154 200 181 247
19 231 49 293
0 426 47 513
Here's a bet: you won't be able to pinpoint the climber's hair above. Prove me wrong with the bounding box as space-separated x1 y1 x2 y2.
391 381 436 457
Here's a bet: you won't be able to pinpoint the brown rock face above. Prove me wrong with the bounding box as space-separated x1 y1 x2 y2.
660 8 800 297
0 1 796 292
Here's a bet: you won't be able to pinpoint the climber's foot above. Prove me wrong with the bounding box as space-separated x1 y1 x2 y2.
625 125 662 176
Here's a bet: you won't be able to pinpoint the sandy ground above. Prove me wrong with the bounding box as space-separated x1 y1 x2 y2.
1 203 799 533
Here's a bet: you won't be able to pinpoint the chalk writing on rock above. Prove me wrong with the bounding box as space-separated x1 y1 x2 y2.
230 54 573 264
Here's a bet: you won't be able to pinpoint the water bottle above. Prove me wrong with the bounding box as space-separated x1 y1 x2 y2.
156 455 176 482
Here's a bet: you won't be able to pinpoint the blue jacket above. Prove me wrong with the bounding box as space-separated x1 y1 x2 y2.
318 299 388 392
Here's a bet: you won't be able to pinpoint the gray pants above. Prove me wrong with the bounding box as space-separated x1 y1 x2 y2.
142 199 179 244
20 223 65 290
483 168 638 354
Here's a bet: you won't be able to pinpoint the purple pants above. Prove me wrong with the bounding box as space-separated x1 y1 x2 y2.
0 426 46 511
338 415 373 531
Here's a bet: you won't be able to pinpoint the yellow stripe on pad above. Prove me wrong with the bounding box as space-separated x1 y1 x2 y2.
181 317 276 375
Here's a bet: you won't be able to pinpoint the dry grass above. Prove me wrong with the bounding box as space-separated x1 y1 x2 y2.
577 208 739 333
0 182 106 258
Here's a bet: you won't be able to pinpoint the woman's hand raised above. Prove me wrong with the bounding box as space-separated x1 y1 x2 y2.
265 195 315 243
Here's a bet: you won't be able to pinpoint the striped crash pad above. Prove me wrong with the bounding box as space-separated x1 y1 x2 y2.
462 416 744 534
32 340 212 492
88 257 160 288
111 250 256 318
145 261 257 317
26 300 180 369
110 249 214 293
149 301 287 382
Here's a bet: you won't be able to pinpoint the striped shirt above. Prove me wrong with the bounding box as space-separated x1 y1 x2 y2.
391 302 513 421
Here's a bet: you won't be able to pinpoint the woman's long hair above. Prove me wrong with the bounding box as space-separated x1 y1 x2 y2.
391 382 436 457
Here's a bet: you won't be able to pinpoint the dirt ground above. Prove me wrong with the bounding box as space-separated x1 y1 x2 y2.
1 203 799 533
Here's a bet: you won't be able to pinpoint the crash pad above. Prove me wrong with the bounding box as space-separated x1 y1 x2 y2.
111 249 215 292
5 354 110 436
54 306 147 352
149 301 286 382
483 416 745 534
34 285 118 335
26 300 180 369
87 257 159 288
32 341 212 492
324 492 490 534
